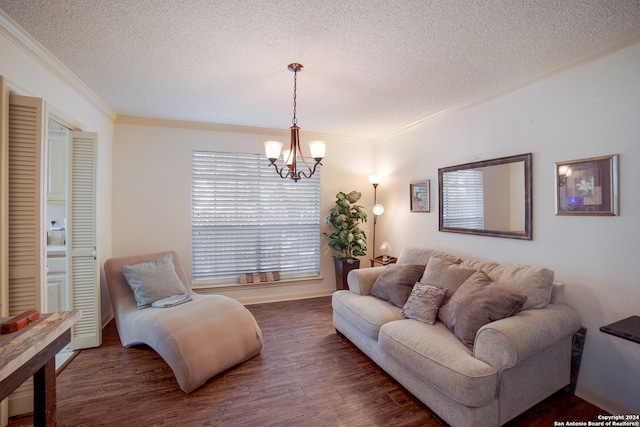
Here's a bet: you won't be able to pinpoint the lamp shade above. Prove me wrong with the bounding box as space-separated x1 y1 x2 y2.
558 165 572 177
264 141 283 160
308 141 326 160
368 175 382 185
282 149 294 166
372 204 385 215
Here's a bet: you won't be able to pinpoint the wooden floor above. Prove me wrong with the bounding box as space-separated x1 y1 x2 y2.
9 296 605 427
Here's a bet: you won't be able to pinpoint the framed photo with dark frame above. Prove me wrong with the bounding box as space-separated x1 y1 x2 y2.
410 180 430 212
555 154 618 216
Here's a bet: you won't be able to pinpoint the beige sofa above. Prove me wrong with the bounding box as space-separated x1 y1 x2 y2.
332 247 581 427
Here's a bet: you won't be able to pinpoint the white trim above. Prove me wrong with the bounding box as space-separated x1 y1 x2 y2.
374 24 640 142
0 10 117 122
575 382 639 416
115 115 369 143
198 288 334 306
193 275 324 292
240 290 334 305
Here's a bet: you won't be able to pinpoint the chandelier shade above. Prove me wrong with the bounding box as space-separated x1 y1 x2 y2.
264 63 326 181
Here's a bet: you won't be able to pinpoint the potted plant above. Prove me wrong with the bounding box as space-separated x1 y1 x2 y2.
324 191 368 290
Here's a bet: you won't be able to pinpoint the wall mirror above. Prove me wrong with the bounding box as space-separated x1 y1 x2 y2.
438 153 532 240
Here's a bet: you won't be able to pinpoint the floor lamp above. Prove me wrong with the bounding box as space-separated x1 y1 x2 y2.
368 175 384 259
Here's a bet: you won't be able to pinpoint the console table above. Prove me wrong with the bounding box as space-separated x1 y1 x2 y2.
0 311 80 427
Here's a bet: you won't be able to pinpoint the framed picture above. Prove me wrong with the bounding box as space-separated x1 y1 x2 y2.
410 180 430 212
555 154 618 216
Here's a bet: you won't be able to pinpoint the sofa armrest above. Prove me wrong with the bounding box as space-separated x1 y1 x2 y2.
346 266 386 295
473 304 581 372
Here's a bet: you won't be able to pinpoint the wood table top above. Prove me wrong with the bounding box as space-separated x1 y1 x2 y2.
0 311 81 383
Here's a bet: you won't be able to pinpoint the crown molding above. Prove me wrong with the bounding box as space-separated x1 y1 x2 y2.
375 24 640 142
0 10 117 121
115 115 370 144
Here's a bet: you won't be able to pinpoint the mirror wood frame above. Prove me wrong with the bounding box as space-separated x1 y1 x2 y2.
438 153 533 240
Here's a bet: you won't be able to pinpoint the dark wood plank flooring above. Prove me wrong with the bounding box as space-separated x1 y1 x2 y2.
9 296 605 426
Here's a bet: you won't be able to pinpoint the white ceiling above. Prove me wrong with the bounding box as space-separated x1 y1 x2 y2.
1 1 640 139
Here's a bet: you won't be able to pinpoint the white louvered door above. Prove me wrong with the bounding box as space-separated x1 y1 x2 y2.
7 94 46 315
67 131 100 349
0 75 9 427
6 93 47 417
0 77 8 319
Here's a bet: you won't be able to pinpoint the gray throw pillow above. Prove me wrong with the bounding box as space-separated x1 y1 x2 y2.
369 264 426 307
401 283 447 324
419 256 477 302
438 271 527 350
122 253 189 309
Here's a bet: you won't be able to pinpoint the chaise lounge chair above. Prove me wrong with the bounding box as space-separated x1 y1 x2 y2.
104 250 264 393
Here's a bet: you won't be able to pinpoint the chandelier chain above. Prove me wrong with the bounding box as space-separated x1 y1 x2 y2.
292 69 297 126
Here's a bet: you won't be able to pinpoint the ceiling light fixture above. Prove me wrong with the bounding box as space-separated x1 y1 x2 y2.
264 63 326 181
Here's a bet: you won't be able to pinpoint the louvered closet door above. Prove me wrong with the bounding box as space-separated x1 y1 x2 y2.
67 131 100 349
0 77 9 319
6 94 46 417
7 94 45 315
0 76 9 427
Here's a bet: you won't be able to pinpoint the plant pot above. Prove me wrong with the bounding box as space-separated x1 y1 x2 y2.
334 258 361 291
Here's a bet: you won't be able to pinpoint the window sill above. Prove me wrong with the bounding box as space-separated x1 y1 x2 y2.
192 276 324 292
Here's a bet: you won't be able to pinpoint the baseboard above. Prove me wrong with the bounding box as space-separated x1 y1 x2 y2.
575 383 639 415
101 311 114 329
239 290 334 305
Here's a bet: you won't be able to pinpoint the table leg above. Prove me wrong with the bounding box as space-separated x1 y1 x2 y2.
33 358 56 427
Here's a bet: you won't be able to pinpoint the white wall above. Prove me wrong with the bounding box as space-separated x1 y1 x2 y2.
373 42 640 414
0 16 114 326
112 119 372 303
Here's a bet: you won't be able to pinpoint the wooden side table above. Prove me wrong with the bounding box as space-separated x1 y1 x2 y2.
1 311 80 427
600 316 640 344
370 256 398 267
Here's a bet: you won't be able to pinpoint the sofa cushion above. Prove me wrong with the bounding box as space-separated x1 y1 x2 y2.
460 260 553 309
419 257 477 302
439 271 527 350
379 319 498 407
397 246 461 265
332 290 404 340
401 283 447 324
370 263 426 307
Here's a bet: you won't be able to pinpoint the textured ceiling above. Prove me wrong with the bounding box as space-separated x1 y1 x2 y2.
1 1 640 139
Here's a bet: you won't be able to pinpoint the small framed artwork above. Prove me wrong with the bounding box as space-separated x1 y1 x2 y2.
555 154 618 216
410 180 430 212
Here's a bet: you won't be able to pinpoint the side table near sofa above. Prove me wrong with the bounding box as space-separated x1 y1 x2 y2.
370 256 397 267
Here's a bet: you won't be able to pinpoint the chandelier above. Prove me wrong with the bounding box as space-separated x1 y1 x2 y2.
264 63 326 181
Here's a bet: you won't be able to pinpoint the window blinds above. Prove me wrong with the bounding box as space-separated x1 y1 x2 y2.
441 169 484 229
191 151 321 283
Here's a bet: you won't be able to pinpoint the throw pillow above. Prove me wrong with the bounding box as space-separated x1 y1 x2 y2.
419 257 476 302
460 260 554 310
122 253 189 309
369 263 426 307
401 283 447 324
438 271 527 350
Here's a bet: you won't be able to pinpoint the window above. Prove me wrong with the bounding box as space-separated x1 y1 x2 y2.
191 151 320 284
441 169 484 229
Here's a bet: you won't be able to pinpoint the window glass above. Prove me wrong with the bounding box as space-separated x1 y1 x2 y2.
441 169 484 229
191 151 320 284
